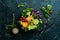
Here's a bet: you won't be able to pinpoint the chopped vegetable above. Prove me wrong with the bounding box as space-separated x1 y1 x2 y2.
28 25 37 30
26 15 33 22
50 10 52 14
33 19 39 25
41 7 46 11
26 8 33 11
12 28 19 34
18 4 24 8
39 19 43 23
47 4 52 10
41 4 52 19
20 21 28 28
26 11 31 16
32 14 38 19
44 13 49 18
23 9 26 12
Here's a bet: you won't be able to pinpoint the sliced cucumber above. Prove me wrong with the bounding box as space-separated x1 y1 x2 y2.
33 19 39 25
28 25 37 30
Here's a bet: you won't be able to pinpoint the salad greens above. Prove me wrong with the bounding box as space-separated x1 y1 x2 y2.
19 8 43 32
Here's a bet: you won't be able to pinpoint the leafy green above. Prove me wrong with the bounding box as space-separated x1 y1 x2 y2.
21 27 28 32
21 12 26 17
26 11 31 16
22 8 33 17
32 14 38 19
26 8 33 11
41 6 46 11
18 4 24 8
47 4 52 10
39 19 43 23
44 13 49 19
23 9 26 12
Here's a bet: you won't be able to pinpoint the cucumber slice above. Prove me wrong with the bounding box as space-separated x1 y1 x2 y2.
33 19 39 25
28 25 37 30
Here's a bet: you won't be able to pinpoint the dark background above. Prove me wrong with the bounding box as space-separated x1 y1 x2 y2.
0 0 60 40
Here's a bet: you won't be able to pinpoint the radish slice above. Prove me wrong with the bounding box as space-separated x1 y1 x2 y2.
12 28 19 34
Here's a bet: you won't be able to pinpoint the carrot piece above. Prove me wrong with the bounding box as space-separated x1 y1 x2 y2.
26 15 33 22
21 21 28 28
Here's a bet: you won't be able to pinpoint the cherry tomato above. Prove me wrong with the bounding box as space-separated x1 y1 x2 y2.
50 10 52 14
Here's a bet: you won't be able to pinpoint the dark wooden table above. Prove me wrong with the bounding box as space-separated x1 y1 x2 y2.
0 0 60 40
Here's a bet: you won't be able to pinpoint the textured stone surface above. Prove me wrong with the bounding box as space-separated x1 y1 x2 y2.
0 0 60 40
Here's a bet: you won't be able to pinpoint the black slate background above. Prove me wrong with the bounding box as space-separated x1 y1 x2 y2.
0 0 60 40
